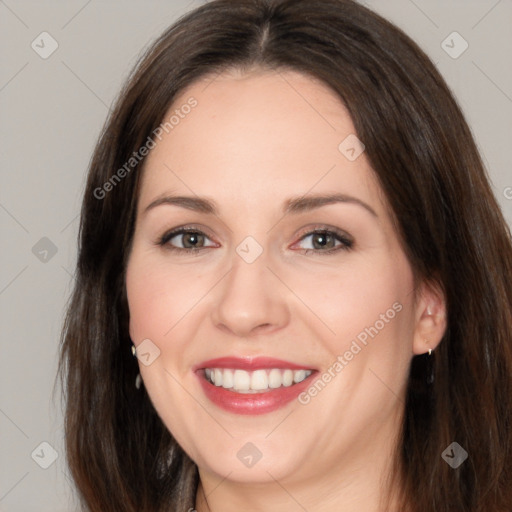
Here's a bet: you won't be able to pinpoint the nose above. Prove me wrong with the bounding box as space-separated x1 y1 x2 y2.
210 249 290 338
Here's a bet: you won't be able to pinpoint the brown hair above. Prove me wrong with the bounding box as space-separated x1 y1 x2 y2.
57 0 512 510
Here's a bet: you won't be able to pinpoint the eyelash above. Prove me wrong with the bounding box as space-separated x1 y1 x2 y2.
156 225 354 256
298 228 354 254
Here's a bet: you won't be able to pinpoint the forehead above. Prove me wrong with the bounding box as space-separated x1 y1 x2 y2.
138 68 387 218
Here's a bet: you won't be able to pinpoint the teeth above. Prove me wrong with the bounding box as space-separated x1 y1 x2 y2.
222 369 234 388
268 368 282 389
251 370 268 390
233 369 251 391
204 368 312 393
294 369 306 383
283 369 293 387
214 368 223 387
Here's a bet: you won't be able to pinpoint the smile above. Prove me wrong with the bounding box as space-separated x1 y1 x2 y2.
194 356 317 414
204 368 313 393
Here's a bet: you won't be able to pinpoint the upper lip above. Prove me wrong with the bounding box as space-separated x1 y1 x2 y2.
193 356 316 372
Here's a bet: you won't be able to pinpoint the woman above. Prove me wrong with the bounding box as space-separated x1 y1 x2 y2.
58 0 512 510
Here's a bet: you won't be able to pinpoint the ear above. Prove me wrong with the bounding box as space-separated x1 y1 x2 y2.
412 279 447 355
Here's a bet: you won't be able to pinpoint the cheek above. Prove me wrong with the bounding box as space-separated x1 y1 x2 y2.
327 254 417 390
293 256 416 429
125 254 209 343
292 253 415 350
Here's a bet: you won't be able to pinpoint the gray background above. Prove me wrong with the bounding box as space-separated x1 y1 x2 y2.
0 0 511 510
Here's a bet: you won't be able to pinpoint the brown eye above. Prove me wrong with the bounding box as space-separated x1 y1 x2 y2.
158 228 216 252
295 228 353 254
179 232 205 248
310 232 336 250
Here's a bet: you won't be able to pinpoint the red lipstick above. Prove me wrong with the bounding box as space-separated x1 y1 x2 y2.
194 356 317 415
194 356 311 371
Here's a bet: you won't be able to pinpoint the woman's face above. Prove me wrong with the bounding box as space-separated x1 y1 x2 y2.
125 69 434 488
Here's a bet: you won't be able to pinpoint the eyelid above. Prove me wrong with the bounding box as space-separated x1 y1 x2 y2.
293 223 353 241
290 224 354 252
156 225 218 249
156 224 354 254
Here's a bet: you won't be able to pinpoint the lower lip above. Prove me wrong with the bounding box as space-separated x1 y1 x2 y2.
196 371 316 415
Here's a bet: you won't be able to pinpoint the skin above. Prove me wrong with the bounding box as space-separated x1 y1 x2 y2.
125 68 447 512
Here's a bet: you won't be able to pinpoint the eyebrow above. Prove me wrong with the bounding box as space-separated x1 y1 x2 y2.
142 192 377 217
284 193 377 217
143 195 216 215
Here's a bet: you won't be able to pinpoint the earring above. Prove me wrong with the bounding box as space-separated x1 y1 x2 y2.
425 341 434 385
131 344 142 390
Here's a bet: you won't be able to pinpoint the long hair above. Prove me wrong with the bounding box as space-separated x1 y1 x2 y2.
57 1 512 510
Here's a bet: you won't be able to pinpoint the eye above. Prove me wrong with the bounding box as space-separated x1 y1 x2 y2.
157 227 217 253
293 227 354 255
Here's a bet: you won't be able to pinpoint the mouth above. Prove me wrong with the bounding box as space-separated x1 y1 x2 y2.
194 356 317 414
203 367 313 393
